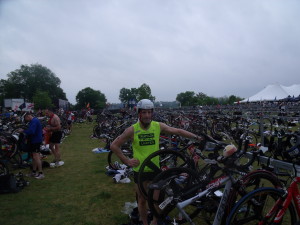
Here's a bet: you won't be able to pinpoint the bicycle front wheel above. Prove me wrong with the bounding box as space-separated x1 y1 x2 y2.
226 187 296 225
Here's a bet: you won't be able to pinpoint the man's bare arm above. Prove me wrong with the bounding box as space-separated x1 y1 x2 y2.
110 126 140 167
160 122 202 141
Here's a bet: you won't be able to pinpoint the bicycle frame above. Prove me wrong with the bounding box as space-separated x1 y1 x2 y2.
167 175 234 225
261 176 300 224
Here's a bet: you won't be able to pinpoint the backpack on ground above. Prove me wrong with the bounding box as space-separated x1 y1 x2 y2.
0 172 28 194
0 173 19 193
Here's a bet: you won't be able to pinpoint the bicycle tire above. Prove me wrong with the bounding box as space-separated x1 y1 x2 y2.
3 151 23 170
0 136 19 157
93 125 102 138
232 153 254 171
137 149 191 199
147 167 202 224
243 131 258 146
107 149 132 170
0 160 9 176
10 151 23 168
224 169 283 223
226 187 296 225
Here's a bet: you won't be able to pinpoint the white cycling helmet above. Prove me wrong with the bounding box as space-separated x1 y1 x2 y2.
223 144 237 158
136 99 154 112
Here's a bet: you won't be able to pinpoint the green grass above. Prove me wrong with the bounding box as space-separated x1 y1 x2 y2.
0 122 135 225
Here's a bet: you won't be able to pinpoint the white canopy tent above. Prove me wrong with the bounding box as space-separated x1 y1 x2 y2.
241 84 300 102
282 84 300 97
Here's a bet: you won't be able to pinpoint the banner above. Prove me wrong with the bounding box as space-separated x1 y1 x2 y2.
11 99 25 111
59 99 69 110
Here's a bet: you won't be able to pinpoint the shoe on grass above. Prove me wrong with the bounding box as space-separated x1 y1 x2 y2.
35 173 45 179
26 172 37 177
56 161 64 167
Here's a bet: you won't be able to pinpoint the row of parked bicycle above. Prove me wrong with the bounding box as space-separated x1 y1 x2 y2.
92 107 300 224
93 108 300 164
132 133 300 225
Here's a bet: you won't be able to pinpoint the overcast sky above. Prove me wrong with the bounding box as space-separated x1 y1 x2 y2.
1 0 299 104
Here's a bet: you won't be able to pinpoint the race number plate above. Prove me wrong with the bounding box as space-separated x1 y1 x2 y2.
159 196 173 209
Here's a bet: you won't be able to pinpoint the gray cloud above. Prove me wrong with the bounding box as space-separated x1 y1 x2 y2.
1 0 300 104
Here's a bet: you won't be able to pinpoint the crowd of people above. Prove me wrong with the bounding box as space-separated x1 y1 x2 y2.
0 108 80 180
21 108 67 179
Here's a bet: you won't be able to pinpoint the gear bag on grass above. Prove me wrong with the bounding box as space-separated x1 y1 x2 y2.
0 173 19 193
0 172 28 194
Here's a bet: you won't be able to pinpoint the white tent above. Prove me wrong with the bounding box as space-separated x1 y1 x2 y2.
241 84 300 102
282 84 300 97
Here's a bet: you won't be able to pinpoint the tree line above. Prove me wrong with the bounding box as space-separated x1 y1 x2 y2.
176 91 243 107
0 63 243 110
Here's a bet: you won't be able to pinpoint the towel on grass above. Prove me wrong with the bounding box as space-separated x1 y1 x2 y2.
92 148 110 153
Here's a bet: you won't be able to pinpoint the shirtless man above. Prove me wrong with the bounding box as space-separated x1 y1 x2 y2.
45 108 64 167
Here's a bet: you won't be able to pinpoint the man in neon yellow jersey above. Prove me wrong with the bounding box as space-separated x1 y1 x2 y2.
110 99 202 225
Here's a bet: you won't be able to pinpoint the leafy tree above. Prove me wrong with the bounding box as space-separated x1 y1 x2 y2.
228 95 243 104
136 83 155 101
119 87 138 104
75 87 107 109
176 91 197 106
195 92 209 105
32 90 53 109
0 79 7 107
214 95 243 105
217 96 227 105
1 64 67 104
177 91 244 106
119 83 155 104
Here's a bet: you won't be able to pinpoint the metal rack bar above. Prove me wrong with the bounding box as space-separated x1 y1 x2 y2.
245 152 300 175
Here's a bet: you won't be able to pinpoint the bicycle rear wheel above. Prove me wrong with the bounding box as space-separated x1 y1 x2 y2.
148 167 204 224
0 160 9 176
226 187 296 225
107 149 132 170
7 151 23 170
138 149 190 199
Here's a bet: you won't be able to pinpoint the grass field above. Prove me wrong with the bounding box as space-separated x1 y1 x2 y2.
0 121 135 225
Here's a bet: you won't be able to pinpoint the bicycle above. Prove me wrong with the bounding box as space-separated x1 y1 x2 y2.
137 133 232 199
0 132 23 171
98 134 133 170
146 150 283 225
138 132 265 201
0 160 9 176
226 166 300 224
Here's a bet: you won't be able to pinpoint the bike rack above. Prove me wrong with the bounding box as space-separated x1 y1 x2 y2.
245 152 300 175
